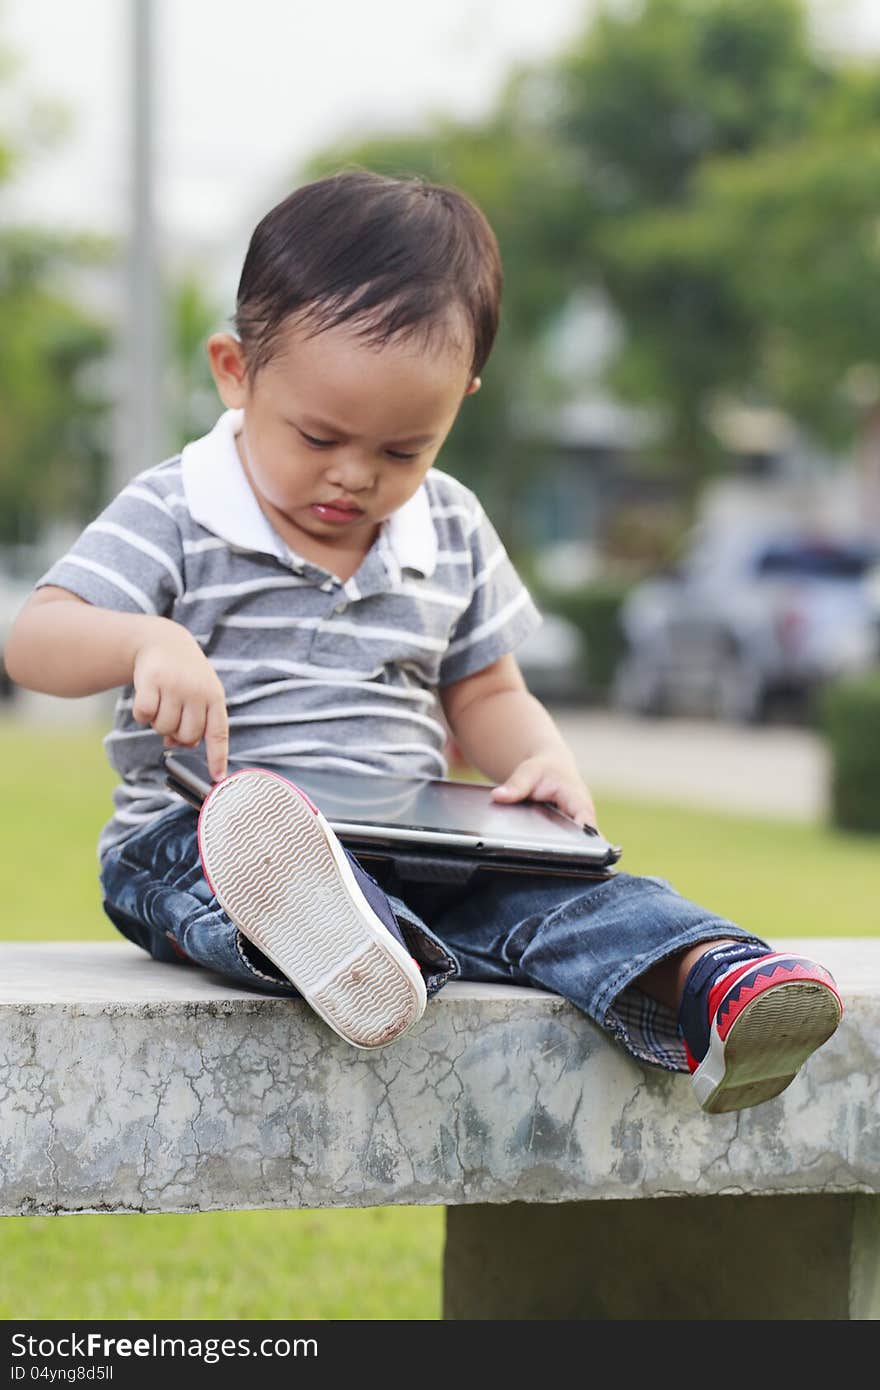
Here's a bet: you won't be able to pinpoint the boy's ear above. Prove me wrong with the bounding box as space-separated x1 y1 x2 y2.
465 376 481 397
206 332 249 408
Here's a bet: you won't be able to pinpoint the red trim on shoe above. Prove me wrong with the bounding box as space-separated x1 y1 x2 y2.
716 958 842 1042
691 952 844 1112
196 795 217 895
706 956 764 1022
683 1037 700 1075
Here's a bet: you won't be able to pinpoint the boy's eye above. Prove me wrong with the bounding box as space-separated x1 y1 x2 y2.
299 429 334 449
298 426 420 462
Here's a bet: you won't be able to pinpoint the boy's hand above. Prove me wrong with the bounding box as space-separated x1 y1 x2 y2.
490 753 598 830
131 619 229 782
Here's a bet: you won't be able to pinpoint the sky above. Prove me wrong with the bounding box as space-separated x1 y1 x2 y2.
2 0 594 281
3 0 879 294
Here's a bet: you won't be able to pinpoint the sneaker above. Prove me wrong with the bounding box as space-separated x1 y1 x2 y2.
197 768 427 1049
686 952 843 1114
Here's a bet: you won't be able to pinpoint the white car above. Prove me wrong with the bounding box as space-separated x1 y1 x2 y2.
517 612 588 703
612 522 880 723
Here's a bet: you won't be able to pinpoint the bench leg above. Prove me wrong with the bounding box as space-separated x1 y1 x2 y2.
443 1194 880 1320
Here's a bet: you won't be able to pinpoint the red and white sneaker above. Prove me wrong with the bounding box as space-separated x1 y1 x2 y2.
687 952 843 1114
197 768 427 1049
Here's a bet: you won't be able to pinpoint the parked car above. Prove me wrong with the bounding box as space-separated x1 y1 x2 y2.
612 522 880 723
517 611 587 704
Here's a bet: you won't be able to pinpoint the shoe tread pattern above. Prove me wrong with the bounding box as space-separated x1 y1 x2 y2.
199 773 423 1048
705 980 841 1114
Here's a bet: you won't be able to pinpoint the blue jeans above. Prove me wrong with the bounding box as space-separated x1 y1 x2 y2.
99 803 767 1072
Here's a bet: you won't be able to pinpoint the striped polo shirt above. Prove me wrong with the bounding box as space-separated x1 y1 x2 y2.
36 409 543 863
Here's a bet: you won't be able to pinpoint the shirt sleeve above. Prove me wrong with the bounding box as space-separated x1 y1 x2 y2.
34 476 185 618
437 504 543 687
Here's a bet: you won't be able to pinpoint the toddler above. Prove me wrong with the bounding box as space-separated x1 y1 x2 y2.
6 169 842 1113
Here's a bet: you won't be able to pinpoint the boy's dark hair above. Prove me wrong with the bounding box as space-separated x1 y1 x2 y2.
233 168 502 380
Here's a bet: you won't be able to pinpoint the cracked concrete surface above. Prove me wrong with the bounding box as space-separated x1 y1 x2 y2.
1 939 878 1215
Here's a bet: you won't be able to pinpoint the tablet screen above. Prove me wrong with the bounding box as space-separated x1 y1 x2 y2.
163 752 619 862
300 770 594 847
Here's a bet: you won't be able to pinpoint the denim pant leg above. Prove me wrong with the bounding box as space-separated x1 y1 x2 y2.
99 803 457 997
100 804 299 992
425 868 770 1072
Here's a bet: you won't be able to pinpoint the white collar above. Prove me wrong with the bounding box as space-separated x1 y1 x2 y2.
180 409 437 578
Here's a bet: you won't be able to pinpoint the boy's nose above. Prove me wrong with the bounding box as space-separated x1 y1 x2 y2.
324 451 377 492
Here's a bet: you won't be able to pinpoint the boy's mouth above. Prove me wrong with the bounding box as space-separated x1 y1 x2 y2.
310 501 366 524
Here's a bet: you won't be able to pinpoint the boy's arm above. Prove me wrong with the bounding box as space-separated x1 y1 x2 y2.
439 653 597 828
6 586 230 780
7 586 171 695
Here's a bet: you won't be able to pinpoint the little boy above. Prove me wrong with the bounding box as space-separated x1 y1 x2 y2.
7 169 842 1114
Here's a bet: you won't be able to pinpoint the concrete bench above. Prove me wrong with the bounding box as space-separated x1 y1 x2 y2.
2 938 878 1320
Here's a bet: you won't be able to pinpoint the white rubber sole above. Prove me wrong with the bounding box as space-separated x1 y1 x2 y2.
197 769 427 1049
691 977 842 1114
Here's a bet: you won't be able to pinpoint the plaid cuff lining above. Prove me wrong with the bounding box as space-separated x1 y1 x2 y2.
606 984 688 1073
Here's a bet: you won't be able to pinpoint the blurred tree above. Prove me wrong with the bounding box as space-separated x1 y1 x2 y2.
301 0 873 526
0 33 112 544
547 0 840 501
164 270 225 453
0 228 113 545
628 131 880 442
554 0 826 210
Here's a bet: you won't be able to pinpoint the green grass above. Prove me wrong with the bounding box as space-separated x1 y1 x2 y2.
0 716 445 1319
590 790 880 942
0 716 876 1319
2 716 876 943
1 717 120 940
0 1206 444 1320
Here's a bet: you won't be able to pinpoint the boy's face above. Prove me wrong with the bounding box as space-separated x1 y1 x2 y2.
207 313 480 560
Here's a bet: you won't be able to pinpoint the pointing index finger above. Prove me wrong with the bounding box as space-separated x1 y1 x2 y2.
204 699 229 782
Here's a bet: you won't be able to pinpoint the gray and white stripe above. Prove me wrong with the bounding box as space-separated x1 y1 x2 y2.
36 457 542 862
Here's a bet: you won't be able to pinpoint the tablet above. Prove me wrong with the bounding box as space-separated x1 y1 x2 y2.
163 750 622 874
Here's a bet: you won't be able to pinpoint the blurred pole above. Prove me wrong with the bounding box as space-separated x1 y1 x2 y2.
115 0 163 493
